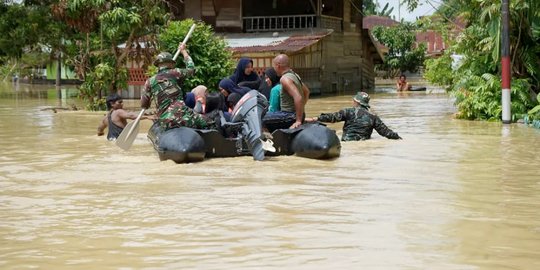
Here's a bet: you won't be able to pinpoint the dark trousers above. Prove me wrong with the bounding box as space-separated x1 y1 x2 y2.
263 111 304 132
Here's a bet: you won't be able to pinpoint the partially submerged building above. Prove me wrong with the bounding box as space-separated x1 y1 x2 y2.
181 0 383 95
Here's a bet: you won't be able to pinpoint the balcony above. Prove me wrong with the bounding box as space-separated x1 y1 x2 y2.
243 15 317 32
242 14 343 33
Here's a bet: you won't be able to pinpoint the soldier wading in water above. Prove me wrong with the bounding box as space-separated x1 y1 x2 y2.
306 92 402 141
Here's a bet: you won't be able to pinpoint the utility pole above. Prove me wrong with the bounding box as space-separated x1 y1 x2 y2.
501 0 511 124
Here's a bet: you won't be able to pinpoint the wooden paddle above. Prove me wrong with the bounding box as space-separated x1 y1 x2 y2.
115 109 146 150
115 23 197 150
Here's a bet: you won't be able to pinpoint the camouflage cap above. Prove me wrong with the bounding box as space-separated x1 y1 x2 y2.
153 52 176 66
353 91 370 108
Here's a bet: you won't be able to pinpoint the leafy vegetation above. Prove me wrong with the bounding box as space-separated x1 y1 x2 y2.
422 0 540 122
51 0 169 108
362 0 394 18
372 22 426 78
1 1 233 110
0 2 64 80
423 54 452 88
79 63 127 110
157 19 234 92
524 93 540 128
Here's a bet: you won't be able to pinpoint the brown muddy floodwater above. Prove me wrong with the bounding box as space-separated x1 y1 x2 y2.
0 82 539 270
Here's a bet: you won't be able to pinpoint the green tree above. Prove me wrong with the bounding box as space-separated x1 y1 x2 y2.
362 0 377 15
362 0 394 17
0 2 64 79
157 19 234 92
422 0 540 121
372 22 426 77
423 53 452 88
51 0 169 109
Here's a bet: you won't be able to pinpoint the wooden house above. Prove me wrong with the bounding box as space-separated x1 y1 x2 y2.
182 0 383 95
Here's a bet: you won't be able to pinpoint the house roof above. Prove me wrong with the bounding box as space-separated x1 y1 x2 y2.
222 29 333 53
363 29 384 63
361 16 398 62
362 15 399 30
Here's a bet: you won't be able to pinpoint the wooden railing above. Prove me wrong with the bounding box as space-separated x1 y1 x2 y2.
243 15 317 32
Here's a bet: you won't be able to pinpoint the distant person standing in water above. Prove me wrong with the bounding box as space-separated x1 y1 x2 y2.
396 74 411 91
97 94 153 140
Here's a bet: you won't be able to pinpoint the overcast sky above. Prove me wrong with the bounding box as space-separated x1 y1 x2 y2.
377 0 441 22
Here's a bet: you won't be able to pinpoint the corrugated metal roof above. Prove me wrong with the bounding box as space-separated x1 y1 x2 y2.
362 15 399 29
223 30 332 53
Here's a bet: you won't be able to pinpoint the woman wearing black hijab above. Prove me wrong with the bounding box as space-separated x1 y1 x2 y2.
230 57 261 89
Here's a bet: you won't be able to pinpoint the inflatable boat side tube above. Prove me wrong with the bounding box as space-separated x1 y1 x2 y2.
291 123 341 159
148 123 206 163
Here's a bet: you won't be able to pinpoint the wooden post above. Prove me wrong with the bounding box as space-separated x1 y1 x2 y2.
55 51 61 87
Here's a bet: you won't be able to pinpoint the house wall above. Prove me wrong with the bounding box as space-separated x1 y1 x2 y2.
46 62 77 80
185 0 202 20
319 31 368 95
188 0 379 95
316 0 376 95
416 30 446 56
242 0 313 16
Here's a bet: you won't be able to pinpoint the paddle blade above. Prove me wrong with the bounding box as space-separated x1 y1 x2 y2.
115 109 145 151
115 121 140 150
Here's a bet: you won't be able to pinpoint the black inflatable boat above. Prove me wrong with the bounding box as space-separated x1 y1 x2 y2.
147 90 341 163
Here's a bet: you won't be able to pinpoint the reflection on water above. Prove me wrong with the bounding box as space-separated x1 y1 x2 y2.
1 82 539 269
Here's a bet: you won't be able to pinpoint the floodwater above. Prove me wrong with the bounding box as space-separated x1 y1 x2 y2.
1 82 539 270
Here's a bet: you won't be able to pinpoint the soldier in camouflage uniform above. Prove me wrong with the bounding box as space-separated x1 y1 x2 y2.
307 92 402 141
141 44 209 130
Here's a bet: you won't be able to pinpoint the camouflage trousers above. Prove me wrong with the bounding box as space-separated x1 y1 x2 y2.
160 100 209 130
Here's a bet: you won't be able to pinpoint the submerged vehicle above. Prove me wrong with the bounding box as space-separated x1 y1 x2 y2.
147 90 341 163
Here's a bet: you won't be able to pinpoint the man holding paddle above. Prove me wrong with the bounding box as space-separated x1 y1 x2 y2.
97 93 154 140
141 43 210 130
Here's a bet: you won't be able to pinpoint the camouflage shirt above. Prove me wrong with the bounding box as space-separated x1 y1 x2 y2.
318 106 400 141
141 56 195 117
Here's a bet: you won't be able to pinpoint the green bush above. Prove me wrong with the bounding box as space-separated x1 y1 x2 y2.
372 23 426 75
157 19 234 92
79 63 128 111
451 73 534 121
423 53 453 89
524 93 540 128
